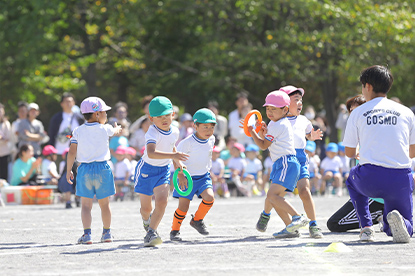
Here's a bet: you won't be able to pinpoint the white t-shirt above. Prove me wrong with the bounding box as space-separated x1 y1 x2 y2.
228 157 247 173
130 159 138 176
41 159 58 179
141 125 179 167
211 158 225 175
114 158 131 179
308 155 320 174
339 155 351 173
265 117 296 162
245 158 263 174
228 109 253 145
287 115 313 149
70 122 115 163
264 156 273 174
55 112 81 154
343 97 415 169
320 156 343 172
177 134 215 176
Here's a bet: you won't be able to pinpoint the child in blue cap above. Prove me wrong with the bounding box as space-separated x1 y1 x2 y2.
170 108 216 241
66 97 122 244
320 142 343 196
133 96 189 247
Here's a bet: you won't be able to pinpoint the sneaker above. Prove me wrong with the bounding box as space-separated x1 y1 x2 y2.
273 228 300 239
144 230 162 247
77 233 92 245
170 230 182 241
256 213 270 232
286 215 309 233
387 210 410 243
143 213 152 232
360 227 375 242
309 225 323 239
101 232 113 243
190 215 209 235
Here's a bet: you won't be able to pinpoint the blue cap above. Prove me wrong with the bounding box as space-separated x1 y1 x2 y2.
326 142 338 153
180 113 193 122
245 144 259 152
193 108 217 124
305 141 316 153
337 142 345 152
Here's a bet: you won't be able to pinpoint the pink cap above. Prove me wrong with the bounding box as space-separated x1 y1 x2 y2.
80 97 111 114
42 145 58 156
278 85 304 96
140 146 146 156
263 91 290 108
126 147 137 156
62 148 70 157
233 142 245 153
212 146 221 153
115 145 127 155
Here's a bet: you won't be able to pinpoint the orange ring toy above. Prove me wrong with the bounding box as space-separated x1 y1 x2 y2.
243 110 263 137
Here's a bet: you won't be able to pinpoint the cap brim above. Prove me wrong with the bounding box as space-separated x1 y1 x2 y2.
263 103 285 108
150 109 173 117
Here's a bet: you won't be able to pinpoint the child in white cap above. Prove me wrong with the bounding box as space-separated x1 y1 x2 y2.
246 91 308 238
66 97 122 244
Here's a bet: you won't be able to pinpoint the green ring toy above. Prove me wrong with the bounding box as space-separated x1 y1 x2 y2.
173 168 193 196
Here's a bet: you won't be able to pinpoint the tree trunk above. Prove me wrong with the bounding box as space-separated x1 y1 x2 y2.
321 65 339 143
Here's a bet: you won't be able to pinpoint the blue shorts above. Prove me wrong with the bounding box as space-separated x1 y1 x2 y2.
309 172 315 178
324 170 340 175
295 149 310 180
76 161 115 200
270 155 300 192
173 172 212 200
134 159 171 196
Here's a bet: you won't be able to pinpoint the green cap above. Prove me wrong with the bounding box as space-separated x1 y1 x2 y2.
149 96 173 117
193 108 217 124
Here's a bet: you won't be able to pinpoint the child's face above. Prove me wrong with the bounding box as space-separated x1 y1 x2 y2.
52 154 57 161
338 150 345 156
288 93 303 116
245 151 257 160
28 108 39 120
115 153 124 161
305 149 314 156
212 151 220 160
23 146 34 158
265 106 288 122
230 147 241 157
18 106 28 119
150 112 174 131
326 151 337 158
194 123 215 140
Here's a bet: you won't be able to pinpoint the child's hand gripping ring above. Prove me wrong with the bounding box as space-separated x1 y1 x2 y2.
173 168 193 196
243 110 263 137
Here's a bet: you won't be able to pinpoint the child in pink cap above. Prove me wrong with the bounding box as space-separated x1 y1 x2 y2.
244 91 308 238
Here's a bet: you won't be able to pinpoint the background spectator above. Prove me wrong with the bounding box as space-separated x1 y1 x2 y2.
0 103 12 182
108 101 131 137
208 100 228 151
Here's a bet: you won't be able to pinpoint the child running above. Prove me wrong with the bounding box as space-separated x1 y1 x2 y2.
170 108 216 241
256 86 323 238
134 96 189 247
66 97 122 244
247 91 308 238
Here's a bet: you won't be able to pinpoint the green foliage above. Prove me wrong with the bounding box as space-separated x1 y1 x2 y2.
1 0 414 136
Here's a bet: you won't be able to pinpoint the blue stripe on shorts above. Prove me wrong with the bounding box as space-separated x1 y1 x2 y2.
134 159 171 196
76 161 115 199
270 155 300 192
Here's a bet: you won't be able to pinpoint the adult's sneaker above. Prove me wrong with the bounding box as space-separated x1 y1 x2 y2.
190 215 209 235
144 229 162 247
170 230 182 241
78 233 93 245
387 210 410 243
309 225 323 239
286 215 309 233
256 213 270 232
273 228 300 239
101 232 113 243
359 227 375 242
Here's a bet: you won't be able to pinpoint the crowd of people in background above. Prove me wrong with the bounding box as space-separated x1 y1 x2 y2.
1 91 415 209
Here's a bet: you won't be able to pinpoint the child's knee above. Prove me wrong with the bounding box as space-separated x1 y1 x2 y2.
140 205 153 215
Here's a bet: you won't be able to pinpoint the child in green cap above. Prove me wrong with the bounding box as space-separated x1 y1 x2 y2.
170 108 217 241
133 96 189 247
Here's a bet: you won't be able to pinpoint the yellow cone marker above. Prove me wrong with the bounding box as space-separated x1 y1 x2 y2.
324 242 353 253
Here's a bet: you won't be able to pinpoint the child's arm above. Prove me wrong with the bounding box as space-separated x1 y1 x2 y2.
147 143 189 162
66 143 77 184
248 123 272 151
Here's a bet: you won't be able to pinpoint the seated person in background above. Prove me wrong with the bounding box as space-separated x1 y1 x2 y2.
305 141 321 195
243 144 263 196
227 143 248 196
261 151 273 196
11 144 42 186
320 142 343 196
211 147 229 198
129 117 151 157
41 145 60 185
113 145 131 201
337 142 350 182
